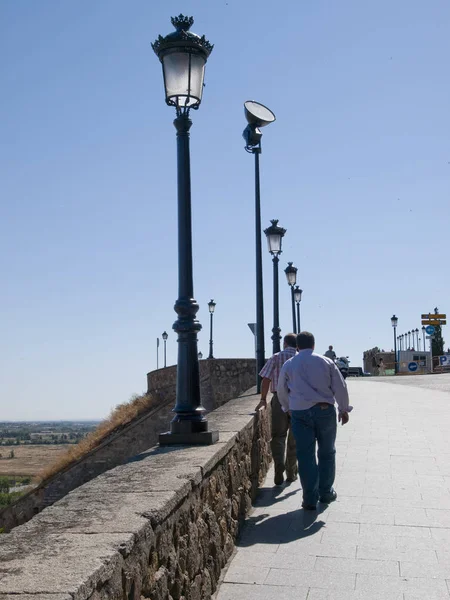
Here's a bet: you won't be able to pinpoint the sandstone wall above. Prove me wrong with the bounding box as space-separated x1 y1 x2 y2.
0 388 272 600
0 358 256 533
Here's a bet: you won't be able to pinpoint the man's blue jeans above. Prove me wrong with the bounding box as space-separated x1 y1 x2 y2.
290 404 337 505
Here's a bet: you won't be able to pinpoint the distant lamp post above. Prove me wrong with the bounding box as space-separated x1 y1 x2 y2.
408 330 411 348
162 331 168 368
153 15 218 445
415 328 419 350
391 315 398 374
207 299 216 359
422 326 426 351
264 219 286 354
198 351 203 359
284 262 298 333
157 337 160 369
294 286 303 333
243 100 276 391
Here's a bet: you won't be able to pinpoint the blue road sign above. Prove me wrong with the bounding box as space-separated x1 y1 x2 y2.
426 325 435 335
408 362 418 372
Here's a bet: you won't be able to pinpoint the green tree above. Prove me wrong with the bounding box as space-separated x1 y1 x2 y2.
432 325 445 357
0 477 10 493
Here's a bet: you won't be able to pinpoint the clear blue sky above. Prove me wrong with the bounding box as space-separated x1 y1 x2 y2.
1 0 449 420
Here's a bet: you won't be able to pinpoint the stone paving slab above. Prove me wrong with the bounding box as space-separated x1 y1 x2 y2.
214 375 450 600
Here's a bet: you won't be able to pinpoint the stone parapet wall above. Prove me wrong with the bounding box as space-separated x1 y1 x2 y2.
147 358 256 411
0 388 272 600
0 358 256 533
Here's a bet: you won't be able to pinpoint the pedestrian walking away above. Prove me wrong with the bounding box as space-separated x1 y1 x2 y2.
324 345 336 361
277 332 353 510
255 333 298 486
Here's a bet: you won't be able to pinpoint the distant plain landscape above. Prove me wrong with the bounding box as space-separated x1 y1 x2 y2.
0 421 99 507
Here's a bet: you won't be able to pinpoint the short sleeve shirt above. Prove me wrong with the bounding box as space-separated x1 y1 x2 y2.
259 347 296 392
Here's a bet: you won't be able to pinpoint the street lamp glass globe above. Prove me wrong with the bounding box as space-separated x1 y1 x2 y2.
294 287 303 303
162 331 168 340
208 299 216 313
162 53 206 109
391 315 398 328
284 262 297 286
198 351 203 359
264 219 286 255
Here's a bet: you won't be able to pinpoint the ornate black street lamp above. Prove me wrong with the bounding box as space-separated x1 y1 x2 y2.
422 326 426 351
284 262 298 333
162 331 168 368
408 330 411 348
198 351 203 359
207 299 216 359
294 286 303 334
391 315 398 374
264 220 286 354
153 15 218 444
243 101 276 391
415 328 419 350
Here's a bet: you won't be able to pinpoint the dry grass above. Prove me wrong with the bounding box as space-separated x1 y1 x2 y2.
0 445 69 480
39 392 156 483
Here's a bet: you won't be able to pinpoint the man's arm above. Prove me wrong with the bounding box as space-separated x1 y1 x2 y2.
276 363 290 412
330 362 352 417
254 377 271 411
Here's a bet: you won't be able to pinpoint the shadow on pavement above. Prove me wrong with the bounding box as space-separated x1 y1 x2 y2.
252 486 299 507
237 504 328 547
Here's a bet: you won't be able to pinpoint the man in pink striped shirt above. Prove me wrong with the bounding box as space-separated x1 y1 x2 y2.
255 333 298 485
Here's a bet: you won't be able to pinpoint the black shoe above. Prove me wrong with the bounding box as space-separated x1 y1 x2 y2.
320 490 337 504
286 473 298 483
274 470 284 486
302 501 317 511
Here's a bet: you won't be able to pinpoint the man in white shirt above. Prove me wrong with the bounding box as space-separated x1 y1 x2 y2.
277 332 352 510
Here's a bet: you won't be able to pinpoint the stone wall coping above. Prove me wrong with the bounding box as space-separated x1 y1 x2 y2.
148 358 255 378
0 387 261 598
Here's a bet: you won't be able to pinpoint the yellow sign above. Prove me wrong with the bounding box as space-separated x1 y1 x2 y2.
421 314 446 319
422 320 447 326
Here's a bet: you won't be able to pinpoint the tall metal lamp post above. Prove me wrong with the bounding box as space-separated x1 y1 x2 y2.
415 328 419 350
294 286 303 333
422 326 426 351
207 299 216 359
408 331 411 349
243 100 276 391
162 331 168 367
153 15 218 444
264 219 286 354
284 262 298 333
391 315 398 374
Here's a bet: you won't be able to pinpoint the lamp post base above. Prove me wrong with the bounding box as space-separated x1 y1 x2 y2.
159 430 219 445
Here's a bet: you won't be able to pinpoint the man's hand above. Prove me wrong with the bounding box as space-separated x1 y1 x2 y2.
339 411 349 425
254 398 267 411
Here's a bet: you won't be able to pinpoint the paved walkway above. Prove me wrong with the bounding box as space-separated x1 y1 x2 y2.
215 374 450 600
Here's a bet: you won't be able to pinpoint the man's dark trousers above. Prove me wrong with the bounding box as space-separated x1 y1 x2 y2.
290 403 337 505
